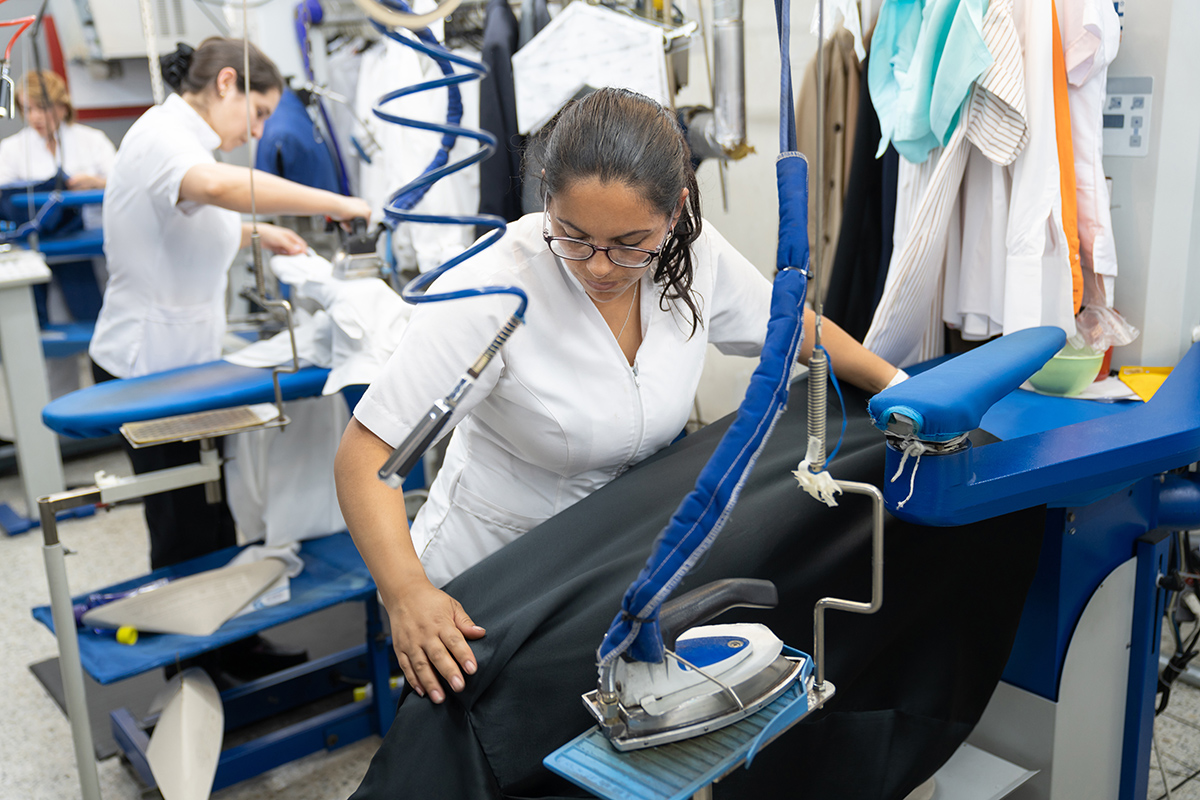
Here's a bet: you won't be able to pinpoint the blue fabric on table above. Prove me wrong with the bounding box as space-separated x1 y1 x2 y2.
31 533 373 685
42 360 331 439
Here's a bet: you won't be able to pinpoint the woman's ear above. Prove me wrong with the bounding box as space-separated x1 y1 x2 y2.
216 66 239 98
671 187 690 227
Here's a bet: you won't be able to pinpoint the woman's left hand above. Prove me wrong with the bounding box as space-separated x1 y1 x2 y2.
257 223 308 255
67 174 106 191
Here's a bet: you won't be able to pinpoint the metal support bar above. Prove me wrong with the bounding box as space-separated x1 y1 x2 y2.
1120 529 1172 800
813 480 885 686
94 448 221 505
39 487 104 800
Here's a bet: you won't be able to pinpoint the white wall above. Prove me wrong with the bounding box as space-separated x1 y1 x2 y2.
1104 0 1200 367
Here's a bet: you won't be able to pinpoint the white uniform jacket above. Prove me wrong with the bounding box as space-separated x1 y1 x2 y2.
354 213 773 587
90 94 241 379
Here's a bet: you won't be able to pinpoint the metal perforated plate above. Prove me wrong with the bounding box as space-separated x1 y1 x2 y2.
121 403 283 447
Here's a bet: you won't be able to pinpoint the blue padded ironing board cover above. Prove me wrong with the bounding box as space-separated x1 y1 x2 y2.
867 326 1066 441
31 533 373 684
42 360 331 439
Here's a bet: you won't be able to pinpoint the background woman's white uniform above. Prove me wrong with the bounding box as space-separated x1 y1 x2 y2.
90 93 242 379
0 122 115 230
354 213 774 587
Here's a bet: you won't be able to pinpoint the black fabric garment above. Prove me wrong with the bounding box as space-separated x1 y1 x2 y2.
349 377 1045 800
90 361 238 570
476 0 523 238
824 55 899 343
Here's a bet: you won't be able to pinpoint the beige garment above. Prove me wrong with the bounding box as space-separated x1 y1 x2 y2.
795 27 861 306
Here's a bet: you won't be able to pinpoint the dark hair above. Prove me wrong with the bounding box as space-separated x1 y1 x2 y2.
160 38 283 97
531 87 704 337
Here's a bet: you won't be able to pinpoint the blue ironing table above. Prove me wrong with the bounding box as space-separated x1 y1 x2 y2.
34 359 397 796
869 336 1200 800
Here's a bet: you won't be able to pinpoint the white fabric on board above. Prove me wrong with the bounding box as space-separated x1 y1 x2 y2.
224 394 350 548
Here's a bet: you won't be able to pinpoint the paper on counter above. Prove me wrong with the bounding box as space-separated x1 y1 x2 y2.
80 559 288 637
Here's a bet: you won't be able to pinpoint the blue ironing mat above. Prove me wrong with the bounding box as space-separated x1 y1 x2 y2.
31 533 374 684
979 387 1138 441
545 676 825 800
42 360 331 439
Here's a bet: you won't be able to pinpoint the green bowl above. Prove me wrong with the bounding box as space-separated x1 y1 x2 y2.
1028 345 1104 397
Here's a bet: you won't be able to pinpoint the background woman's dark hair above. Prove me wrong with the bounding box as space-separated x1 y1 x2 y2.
529 87 704 336
160 37 283 97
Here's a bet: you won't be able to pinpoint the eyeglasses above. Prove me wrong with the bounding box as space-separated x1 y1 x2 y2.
542 208 671 269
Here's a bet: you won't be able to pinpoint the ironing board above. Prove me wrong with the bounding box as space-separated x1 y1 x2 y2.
34 360 400 795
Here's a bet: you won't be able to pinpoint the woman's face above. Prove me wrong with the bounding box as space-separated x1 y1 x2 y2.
21 96 67 140
207 67 281 151
546 178 681 305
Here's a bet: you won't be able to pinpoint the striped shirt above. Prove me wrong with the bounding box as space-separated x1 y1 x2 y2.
864 0 1030 367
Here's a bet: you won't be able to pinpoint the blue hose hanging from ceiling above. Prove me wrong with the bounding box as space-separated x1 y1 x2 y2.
597 0 810 666
367 0 524 317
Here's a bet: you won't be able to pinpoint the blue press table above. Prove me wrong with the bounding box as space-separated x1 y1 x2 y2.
35 360 401 795
31 533 375 684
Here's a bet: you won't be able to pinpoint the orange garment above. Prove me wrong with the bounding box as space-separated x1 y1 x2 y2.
1051 3 1083 314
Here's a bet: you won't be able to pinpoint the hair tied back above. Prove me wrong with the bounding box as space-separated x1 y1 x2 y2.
160 42 195 92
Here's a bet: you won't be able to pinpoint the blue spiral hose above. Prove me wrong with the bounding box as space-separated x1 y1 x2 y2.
368 0 528 486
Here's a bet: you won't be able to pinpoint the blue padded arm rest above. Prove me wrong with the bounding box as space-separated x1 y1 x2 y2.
43 360 331 439
868 326 1067 441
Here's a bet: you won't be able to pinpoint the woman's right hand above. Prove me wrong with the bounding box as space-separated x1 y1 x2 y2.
387 579 486 704
332 196 373 225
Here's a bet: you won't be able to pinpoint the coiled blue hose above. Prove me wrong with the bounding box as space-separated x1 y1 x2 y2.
368 0 528 486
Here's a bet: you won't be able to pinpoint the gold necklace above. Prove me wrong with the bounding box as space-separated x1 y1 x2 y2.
615 282 639 340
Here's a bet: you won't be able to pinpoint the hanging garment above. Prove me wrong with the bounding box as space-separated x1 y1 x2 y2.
517 0 550 50
326 38 369 197
255 88 342 194
825 55 898 343
478 0 523 234
810 0 867 62
864 0 1028 367
868 0 992 164
1057 0 1121 307
1050 3 1083 314
795 27 861 307
1002 0 1076 338
354 36 481 274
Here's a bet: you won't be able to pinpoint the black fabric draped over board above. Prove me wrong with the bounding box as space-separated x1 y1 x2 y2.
350 376 1045 800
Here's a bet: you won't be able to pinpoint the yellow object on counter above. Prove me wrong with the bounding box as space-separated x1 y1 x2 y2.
1118 366 1172 402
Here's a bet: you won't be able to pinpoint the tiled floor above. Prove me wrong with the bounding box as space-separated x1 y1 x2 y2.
1150 629 1200 800
3 443 1199 799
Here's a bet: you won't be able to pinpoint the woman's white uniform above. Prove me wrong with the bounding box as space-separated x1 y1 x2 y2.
0 122 115 228
90 94 242 379
354 213 773 587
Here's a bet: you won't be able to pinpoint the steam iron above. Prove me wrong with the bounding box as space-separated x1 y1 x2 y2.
331 217 385 280
583 579 814 752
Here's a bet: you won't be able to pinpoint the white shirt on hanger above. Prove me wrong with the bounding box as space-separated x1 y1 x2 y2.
1004 0 1075 336
90 94 242 379
1057 0 1121 306
354 35 480 274
353 213 773 587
